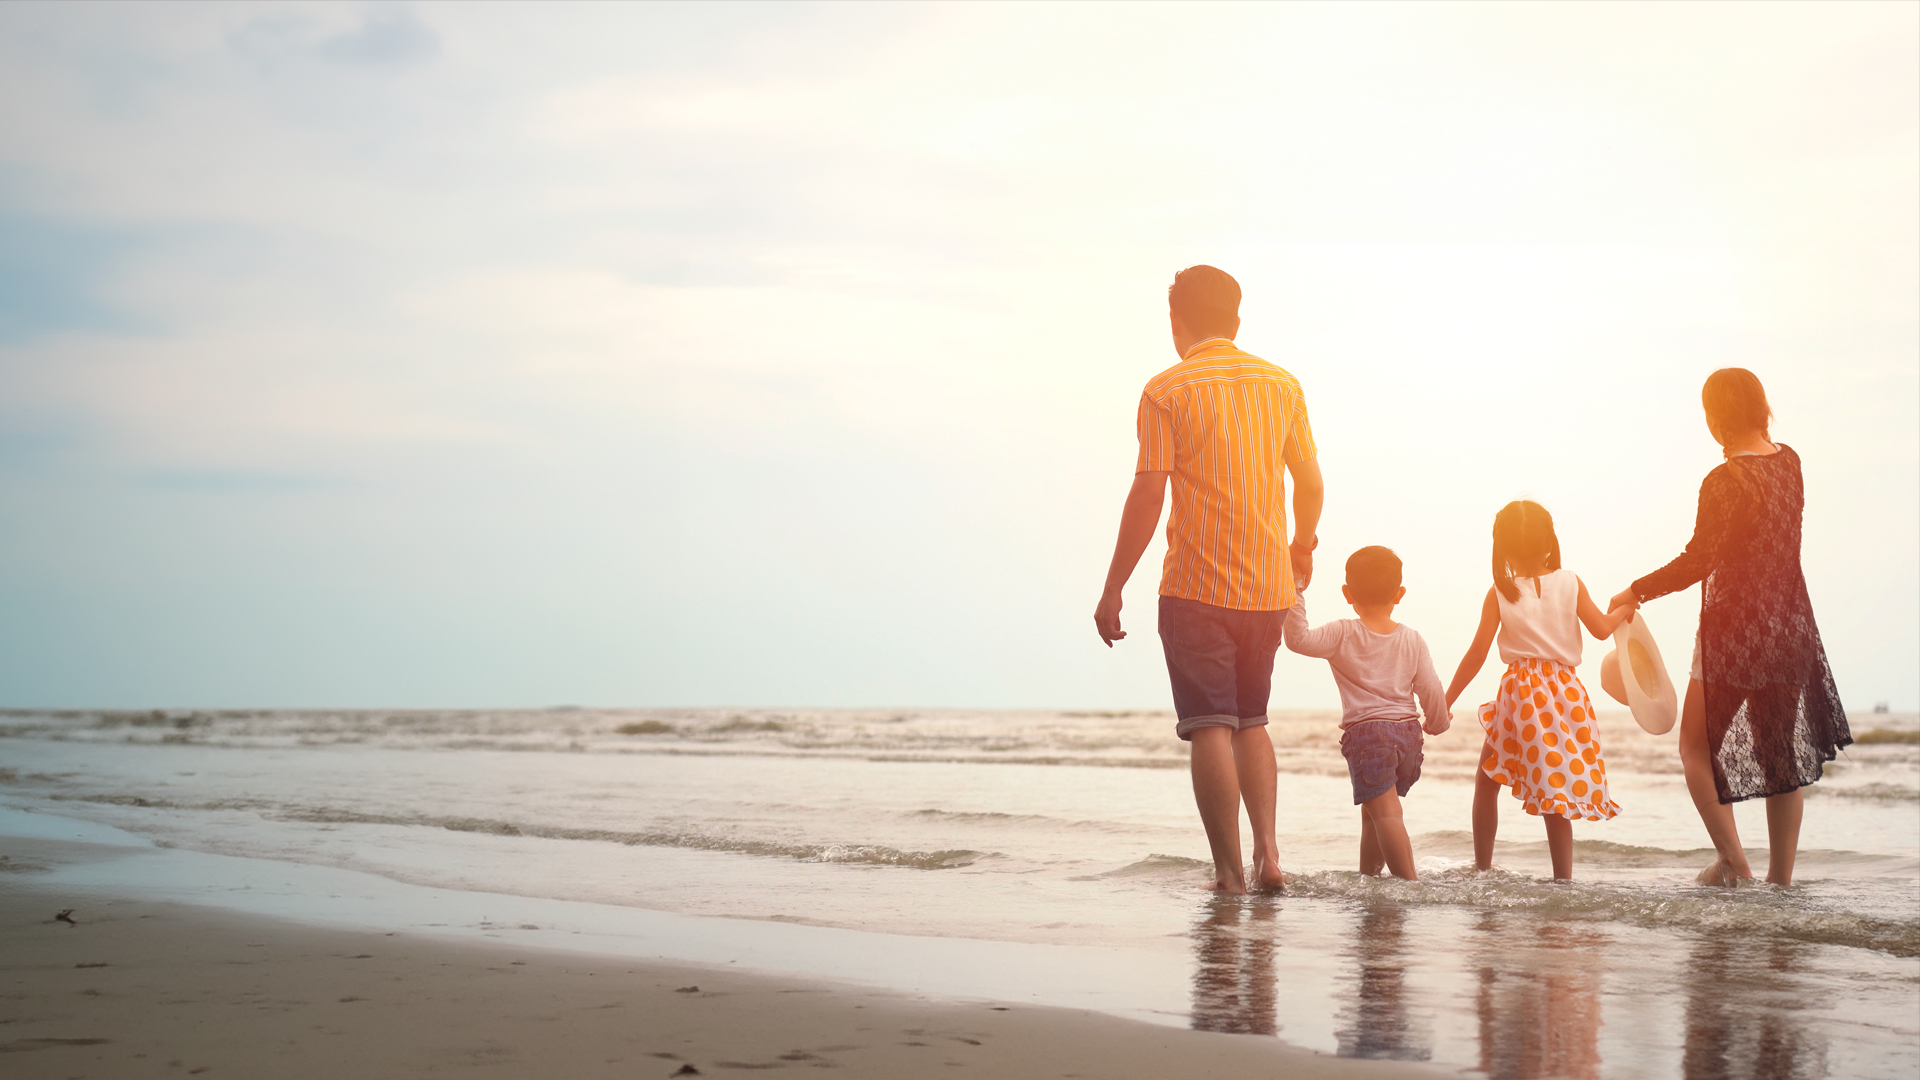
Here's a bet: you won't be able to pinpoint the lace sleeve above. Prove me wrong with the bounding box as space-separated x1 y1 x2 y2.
1633 467 1736 603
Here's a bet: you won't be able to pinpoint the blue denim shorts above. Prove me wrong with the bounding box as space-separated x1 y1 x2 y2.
1158 595 1286 741
1340 719 1424 805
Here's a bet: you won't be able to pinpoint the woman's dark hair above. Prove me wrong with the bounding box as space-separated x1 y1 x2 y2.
1702 367 1772 443
1344 545 1402 605
1491 500 1561 603
1168 265 1241 339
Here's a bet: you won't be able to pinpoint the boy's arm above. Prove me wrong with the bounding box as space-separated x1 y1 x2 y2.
1093 471 1169 646
1412 634 1451 735
1281 592 1341 658
1445 588 1502 708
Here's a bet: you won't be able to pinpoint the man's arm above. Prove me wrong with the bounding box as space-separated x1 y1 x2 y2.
1287 456 1324 589
1094 470 1169 646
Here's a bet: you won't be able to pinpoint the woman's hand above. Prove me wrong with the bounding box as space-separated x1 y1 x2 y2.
1609 588 1639 616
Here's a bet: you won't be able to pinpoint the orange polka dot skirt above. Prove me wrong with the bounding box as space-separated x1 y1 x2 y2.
1478 658 1620 821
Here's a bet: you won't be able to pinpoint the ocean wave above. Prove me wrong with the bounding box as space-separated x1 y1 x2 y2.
1283 866 1920 957
1075 853 1213 881
41 793 988 871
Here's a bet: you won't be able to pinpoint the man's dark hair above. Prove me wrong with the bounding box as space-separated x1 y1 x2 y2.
1168 265 1241 339
1345 546 1403 605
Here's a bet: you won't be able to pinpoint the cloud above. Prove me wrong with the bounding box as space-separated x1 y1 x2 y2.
230 4 438 69
0 205 142 342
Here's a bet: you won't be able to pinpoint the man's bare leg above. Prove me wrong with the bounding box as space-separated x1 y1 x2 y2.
1679 678 1752 885
1189 727 1246 893
1765 789 1803 886
1360 790 1416 880
1232 725 1285 890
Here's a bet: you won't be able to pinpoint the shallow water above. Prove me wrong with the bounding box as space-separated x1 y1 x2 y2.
2 706 1916 1077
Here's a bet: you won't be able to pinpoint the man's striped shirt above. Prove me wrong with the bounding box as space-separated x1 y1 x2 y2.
1136 337 1316 611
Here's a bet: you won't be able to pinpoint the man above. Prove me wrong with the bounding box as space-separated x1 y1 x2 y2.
1094 265 1323 894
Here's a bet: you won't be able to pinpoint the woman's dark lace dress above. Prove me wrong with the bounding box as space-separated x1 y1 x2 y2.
1632 445 1850 803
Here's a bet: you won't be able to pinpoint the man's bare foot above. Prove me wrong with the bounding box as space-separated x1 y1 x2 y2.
1251 856 1286 893
1696 857 1755 887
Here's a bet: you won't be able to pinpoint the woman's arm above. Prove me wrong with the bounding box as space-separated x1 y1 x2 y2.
1622 468 1737 606
1445 588 1501 709
1576 577 1634 640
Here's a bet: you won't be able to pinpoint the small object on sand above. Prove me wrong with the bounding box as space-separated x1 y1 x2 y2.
674 985 699 993
55 909 76 926
671 1066 701 1077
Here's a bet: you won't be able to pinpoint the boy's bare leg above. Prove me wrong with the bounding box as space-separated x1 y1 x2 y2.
1543 813 1573 880
1764 789 1803 886
1189 727 1246 893
1679 678 1753 884
1472 743 1501 871
1232 725 1286 890
1360 790 1416 880
1359 814 1382 876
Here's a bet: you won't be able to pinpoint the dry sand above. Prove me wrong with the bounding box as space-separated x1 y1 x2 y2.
1 837 1436 1080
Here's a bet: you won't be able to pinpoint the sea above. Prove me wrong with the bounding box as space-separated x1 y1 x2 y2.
2 705 1915 1079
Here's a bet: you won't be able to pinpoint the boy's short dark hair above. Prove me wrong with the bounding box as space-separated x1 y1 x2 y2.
1168 265 1241 339
1345 546 1402 605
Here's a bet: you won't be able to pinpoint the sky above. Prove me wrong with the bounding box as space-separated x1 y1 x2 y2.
0 1 1914 712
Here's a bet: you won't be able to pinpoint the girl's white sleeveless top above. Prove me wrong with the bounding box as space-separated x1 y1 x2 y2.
1497 568 1582 667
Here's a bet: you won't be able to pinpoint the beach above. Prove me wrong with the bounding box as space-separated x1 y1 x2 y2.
2 706 1916 1078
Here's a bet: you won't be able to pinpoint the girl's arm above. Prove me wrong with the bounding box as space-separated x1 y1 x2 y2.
1444 588 1501 709
1576 577 1634 640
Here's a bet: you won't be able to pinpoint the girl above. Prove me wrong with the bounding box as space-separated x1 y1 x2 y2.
1446 501 1636 879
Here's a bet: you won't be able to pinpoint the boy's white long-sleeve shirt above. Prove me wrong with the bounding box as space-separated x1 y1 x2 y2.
1283 593 1451 734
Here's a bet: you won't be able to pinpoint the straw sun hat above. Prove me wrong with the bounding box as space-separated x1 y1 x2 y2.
1599 613 1679 735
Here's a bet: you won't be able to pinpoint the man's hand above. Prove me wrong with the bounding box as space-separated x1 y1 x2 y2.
1609 588 1640 620
1095 471 1168 648
1290 536 1317 590
1094 589 1126 646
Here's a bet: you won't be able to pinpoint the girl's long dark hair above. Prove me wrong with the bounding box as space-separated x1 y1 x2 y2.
1491 500 1562 603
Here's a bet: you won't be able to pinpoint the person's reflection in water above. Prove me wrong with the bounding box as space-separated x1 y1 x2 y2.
1682 934 1827 1080
1473 913 1605 1080
1333 903 1431 1060
1189 896 1278 1035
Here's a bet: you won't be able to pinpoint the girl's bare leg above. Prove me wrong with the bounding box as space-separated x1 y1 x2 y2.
1543 813 1573 880
1765 789 1803 886
1679 678 1751 884
1472 744 1501 871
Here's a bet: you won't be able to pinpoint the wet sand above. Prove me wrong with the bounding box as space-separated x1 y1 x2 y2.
1 839 1435 1080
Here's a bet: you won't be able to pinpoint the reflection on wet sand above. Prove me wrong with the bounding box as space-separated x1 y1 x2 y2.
1189 897 1279 1034
1472 912 1604 1080
1334 903 1431 1060
1683 934 1828 1080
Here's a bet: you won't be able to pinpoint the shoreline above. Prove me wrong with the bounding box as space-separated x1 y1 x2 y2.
1 831 1438 1080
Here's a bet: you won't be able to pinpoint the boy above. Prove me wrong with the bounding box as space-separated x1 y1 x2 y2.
1283 546 1449 880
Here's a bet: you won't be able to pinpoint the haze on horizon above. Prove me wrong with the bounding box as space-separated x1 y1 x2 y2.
1 1 1914 713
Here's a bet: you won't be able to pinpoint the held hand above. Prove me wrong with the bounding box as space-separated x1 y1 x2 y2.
1094 590 1126 647
1609 589 1639 619
1290 535 1317 590
1424 712 1452 737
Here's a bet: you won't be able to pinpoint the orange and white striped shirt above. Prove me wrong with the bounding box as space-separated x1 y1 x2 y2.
1137 338 1316 611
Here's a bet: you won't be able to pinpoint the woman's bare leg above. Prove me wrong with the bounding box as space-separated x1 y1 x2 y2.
1679 678 1751 884
1543 813 1573 880
1764 789 1803 886
1472 744 1501 871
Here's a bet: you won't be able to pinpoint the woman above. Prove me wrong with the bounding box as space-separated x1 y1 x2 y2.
1611 368 1849 886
